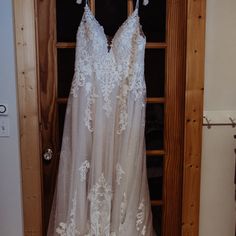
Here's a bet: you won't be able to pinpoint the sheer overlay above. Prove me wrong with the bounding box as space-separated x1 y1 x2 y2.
47 1 155 235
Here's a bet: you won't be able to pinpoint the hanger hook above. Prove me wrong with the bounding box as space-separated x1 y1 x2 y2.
203 116 211 129
229 117 236 128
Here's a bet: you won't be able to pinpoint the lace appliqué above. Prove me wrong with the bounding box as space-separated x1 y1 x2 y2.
71 6 146 124
116 163 125 185
84 82 98 132
128 57 146 105
119 192 127 232
70 49 92 98
94 55 122 117
136 199 146 235
70 73 85 98
79 160 90 182
88 173 113 235
56 191 80 235
116 84 129 134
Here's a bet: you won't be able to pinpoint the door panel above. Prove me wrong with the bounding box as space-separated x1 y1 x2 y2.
37 0 186 235
145 104 164 150
57 48 75 97
145 49 165 97
95 0 127 36
138 0 166 42
56 1 84 42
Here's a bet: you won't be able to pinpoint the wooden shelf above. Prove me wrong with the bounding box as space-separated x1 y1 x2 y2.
146 150 165 156
146 97 165 103
57 97 165 104
151 200 163 206
56 42 76 48
56 42 167 49
146 42 167 49
57 98 68 104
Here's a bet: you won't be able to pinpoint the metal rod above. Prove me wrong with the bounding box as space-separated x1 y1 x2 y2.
203 123 236 127
203 116 236 128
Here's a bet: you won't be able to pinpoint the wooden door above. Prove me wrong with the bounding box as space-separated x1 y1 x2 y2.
37 0 186 235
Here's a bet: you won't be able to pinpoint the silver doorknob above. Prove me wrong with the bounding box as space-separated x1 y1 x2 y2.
43 148 53 161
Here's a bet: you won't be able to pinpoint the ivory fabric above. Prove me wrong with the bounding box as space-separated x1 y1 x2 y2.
47 2 154 235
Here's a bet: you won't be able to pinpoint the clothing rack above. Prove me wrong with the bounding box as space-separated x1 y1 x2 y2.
203 111 236 129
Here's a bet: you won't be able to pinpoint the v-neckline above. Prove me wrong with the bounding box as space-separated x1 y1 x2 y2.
84 4 139 52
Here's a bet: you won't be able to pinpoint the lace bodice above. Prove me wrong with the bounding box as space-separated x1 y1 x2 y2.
71 3 146 121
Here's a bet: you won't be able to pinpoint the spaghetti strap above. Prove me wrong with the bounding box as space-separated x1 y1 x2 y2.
136 0 149 9
143 0 149 6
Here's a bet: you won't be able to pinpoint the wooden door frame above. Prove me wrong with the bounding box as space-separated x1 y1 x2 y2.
13 0 206 235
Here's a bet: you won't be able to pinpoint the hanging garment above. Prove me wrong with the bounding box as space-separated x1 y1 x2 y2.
47 1 155 235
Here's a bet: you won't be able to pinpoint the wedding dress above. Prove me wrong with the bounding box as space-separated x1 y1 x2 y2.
47 0 154 235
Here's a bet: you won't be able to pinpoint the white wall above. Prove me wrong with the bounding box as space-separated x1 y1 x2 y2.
0 0 24 236
199 0 236 236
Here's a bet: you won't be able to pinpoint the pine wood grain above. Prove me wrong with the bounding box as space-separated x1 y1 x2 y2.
182 0 206 235
13 0 43 235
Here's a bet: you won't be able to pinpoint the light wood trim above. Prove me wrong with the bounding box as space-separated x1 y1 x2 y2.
57 97 165 104
151 200 164 206
56 42 167 49
182 0 206 236
13 0 43 235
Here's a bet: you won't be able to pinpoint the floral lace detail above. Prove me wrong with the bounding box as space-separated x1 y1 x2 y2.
70 16 95 98
116 84 129 134
116 163 125 185
70 49 92 98
84 82 99 132
70 5 146 121
79 160 90 182
119 192 127 232
128 54 146 104
56 191 80 235
70 73 85 98
136 199 146 235
88 173 113 235
94 55 122 117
